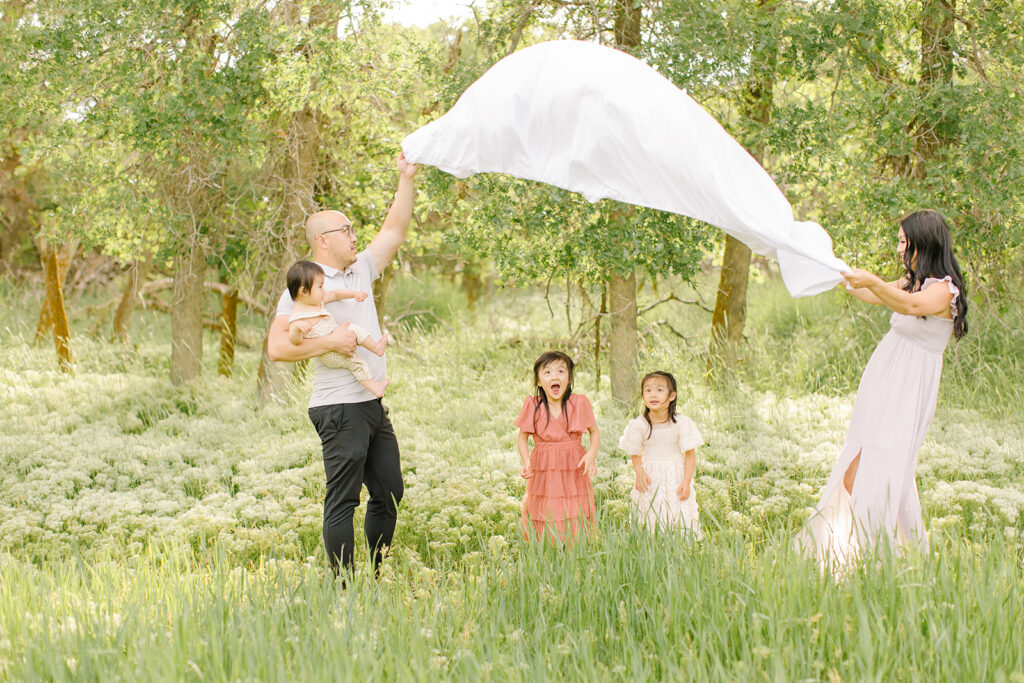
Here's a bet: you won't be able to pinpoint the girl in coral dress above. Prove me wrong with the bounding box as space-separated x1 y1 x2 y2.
515 351 600 542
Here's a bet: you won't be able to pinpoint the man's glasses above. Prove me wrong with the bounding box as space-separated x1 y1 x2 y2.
320 226 355 238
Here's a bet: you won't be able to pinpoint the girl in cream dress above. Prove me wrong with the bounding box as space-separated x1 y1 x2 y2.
619 371 703 537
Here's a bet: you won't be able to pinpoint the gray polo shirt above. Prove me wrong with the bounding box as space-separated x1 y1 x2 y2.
276 250 384 408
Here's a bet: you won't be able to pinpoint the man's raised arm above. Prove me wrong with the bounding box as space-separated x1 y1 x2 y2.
368 153 418 268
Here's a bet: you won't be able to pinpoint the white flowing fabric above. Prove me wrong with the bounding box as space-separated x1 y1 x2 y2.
401 40 850 297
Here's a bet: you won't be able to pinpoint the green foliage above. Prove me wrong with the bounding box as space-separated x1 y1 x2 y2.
412 0 1023 310
648 0 1024 285
798 0 1020 280
4 0 443 300
381 268 471 331
6 0 1024 289
7 0 1023 330
430 173 715 286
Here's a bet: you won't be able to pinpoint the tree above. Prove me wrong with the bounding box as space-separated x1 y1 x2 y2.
20 0 276 383
13 0 440 391
422 0 713 404
254 0 336 402
650 0 839 367
2 0 78 371
810 0 1024 286
435 173 711 401
606 0 642 403
0 1 43 269
707 0 777 365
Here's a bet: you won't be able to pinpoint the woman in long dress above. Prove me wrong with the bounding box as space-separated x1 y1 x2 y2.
798 209 969 565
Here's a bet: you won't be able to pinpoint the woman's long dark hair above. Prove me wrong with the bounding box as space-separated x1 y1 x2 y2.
641 371 678 438
532 351 575 431
899 209 968 339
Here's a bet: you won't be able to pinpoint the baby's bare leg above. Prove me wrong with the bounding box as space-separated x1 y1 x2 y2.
360 376 390 398
359 332 389 357
349 354 389 397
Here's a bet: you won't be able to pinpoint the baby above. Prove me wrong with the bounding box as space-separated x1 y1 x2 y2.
286 260 389 397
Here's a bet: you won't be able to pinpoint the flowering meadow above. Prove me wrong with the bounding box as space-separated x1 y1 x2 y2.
1 276 1022 680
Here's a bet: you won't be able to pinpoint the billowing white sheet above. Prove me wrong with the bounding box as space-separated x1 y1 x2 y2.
401 40 849 297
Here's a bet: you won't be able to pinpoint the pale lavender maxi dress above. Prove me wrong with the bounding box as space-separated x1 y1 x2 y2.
798 276 961 564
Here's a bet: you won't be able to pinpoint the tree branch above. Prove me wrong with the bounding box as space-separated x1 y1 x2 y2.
942 8 996 87
139 277 269 315
507 1 534 55
638 291 714 315
645 319 694 341
140 295 221 331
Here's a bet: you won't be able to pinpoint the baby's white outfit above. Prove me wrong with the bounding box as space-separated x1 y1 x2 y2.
289 306 373 382
619 415 703 537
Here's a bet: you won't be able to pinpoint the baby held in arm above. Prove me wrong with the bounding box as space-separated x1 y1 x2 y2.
286 260 390 397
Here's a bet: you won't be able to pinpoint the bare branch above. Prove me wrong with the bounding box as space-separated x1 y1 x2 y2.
638 291 714 315
507 1 534 55
646 319 693 341
958 19 990 84
565 286 572 335
386 309 434 326
140 295 221 331
139 277 270 315
544 274 555 318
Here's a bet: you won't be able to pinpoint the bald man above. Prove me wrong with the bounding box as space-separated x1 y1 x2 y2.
268 153 418 576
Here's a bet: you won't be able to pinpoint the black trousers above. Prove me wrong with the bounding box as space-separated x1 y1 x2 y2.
308 399 403 575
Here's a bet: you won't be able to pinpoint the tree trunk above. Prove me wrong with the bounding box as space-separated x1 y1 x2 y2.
112 259 152 342
41 243 73 372
218 285 238 377
373 264 395 323
613 0 642 48
255 94 322 402
603 0 643 406
463 262 483 311
875 0 955 179
709 234 752 365
255 0 327 402
0 118 40 269
608 271 638 405
912 0 956 178
34 241 75 344
170 241 206 385
708 0 777 370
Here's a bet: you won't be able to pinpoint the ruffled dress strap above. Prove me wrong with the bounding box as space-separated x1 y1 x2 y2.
565 393 596 434
926 275 960 318
288 304 330 322
677 415 704 452
289 310 329 322
514 396 540 434
618 416 648 455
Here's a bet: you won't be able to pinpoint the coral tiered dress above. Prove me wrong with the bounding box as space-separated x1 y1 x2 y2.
798 277 960 564
515 393 597 540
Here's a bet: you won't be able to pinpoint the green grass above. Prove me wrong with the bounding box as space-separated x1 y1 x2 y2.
1 529 1021 680
1 272 1022 680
